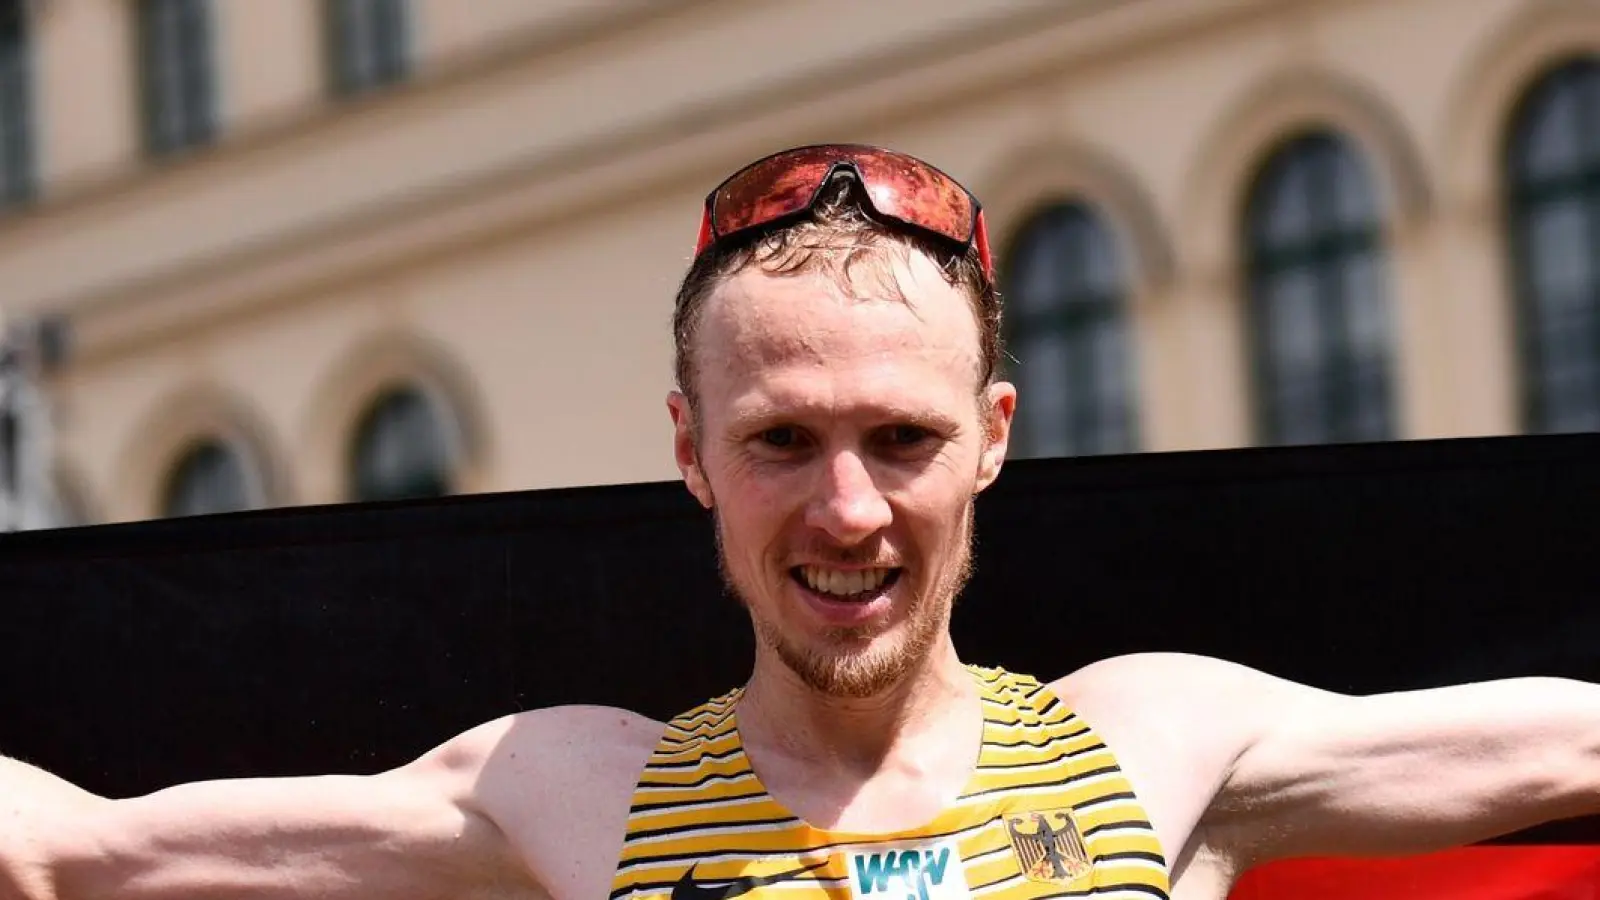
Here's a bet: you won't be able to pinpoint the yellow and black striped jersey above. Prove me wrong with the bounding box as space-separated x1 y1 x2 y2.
609 665 1169 900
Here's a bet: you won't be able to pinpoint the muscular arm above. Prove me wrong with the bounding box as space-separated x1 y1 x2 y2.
1061 654 1600 886
1 715 539 900
1210 670 1600 864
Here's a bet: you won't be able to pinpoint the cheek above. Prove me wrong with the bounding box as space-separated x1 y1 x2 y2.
711 464 801 545
895 489 972 552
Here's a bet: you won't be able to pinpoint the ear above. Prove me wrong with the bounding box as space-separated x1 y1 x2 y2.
667 391 714 509
975 380 1016 493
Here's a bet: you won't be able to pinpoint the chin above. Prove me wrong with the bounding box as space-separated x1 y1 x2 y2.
765 617 938 698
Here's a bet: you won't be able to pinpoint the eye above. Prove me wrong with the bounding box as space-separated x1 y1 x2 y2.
885 424 932 446
759 427 799 448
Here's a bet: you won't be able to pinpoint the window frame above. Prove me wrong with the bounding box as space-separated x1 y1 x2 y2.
999 199 1141 459
1503 56 1600 434
0 1 35 208
159 436 260 519
135 0 218 158
1242 129 1398 447
325 0 411 98
347 383 456 504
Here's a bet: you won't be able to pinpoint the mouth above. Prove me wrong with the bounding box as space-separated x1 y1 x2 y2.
790 565 903 603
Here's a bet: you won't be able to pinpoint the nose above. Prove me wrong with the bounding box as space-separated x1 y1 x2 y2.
805 450 893 543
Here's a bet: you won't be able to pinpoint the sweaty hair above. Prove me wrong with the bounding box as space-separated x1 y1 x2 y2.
671 175 1001 409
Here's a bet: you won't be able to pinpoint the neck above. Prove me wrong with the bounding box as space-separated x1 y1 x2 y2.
735 637 979 775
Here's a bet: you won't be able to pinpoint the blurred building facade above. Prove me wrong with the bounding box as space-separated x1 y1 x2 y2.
0 0 1594 527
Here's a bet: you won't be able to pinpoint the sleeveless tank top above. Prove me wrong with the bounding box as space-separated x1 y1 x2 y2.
608 665 1169 899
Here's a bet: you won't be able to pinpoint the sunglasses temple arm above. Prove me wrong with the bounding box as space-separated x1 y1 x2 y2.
975 211 995 282
694 208 716 258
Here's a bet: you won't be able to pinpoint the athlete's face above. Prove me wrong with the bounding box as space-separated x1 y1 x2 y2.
668 247 1014 697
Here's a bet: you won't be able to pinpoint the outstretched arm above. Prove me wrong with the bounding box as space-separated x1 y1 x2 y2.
1207 668 1600 865
1 715 539 900
1059 653 1600 886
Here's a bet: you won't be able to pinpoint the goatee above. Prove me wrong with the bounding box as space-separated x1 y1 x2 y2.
712 503 977 698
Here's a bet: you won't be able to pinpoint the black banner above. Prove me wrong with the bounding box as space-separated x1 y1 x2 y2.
1 432 1595 824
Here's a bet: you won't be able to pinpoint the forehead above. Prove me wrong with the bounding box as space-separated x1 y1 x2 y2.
695 249 981 416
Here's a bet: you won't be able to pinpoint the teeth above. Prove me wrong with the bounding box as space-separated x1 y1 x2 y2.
801 566 891 597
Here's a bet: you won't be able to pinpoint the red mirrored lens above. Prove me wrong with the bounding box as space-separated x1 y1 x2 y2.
703 145 978 252
708 146 845 238
850 150 975 245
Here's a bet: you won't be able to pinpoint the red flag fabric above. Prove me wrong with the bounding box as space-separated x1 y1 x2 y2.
1231 847 1600 900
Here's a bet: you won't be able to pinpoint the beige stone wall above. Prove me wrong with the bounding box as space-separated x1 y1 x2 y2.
4 0 1595 525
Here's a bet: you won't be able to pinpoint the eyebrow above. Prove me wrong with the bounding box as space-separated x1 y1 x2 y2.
726 400 963 433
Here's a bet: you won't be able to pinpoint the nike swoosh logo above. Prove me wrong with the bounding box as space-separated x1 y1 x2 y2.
670 857 832 900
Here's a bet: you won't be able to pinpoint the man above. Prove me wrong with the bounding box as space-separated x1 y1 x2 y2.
2 144 1598 900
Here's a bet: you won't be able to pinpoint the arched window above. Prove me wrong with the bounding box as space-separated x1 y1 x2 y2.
1244 130 1397 445
161 438 255 518
1000 201 1139 458
1505 57 1600 434
349 385 454 503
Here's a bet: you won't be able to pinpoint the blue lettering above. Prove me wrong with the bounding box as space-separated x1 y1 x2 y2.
923 848 950 885
855 846 954 897
854 853 894 894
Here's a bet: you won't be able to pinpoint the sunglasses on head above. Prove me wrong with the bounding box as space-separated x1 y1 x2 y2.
693 143 994 281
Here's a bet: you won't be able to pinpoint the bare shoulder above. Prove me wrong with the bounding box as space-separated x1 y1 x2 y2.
1046 653 1307 888
1050 652 1260 791
1057 651 1274 697
1051 651 1330 775
429 704 665 900
1054 652 1326 725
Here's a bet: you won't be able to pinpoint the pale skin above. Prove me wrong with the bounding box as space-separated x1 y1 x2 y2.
4 244 1600 900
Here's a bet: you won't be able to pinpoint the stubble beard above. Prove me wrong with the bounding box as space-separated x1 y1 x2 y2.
713 502 977 699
